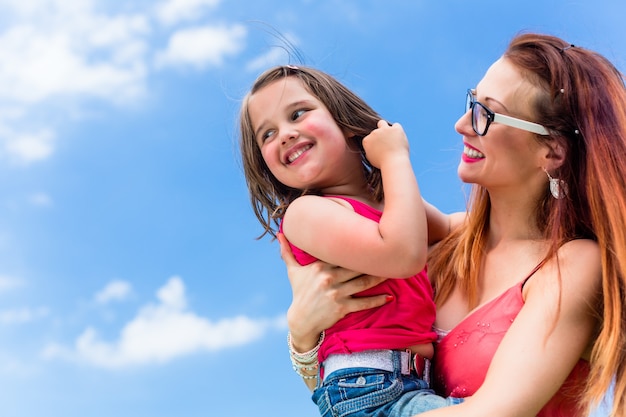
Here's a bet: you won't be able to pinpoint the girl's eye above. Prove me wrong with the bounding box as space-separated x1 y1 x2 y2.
291 109 306 120
260 129 275 143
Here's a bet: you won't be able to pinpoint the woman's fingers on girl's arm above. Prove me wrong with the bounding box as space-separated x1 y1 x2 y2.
279 232 324 295
278 233 298 269
279 232 387 347
343 274 386 292
341 275 389 313
280 232 374 288
347 293 390 313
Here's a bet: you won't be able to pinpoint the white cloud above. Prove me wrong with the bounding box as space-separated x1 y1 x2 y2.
246 48 292 73
156 275 185 309
43 276 286 368
155 24 246 70
3 129 55 164
95 280 133 304
0 2 150 165
244 31 300 73
0 16 149 105
0 1 248 165
0 307 49 324
0 276 23 293
155 0 221 26
28 192 53 207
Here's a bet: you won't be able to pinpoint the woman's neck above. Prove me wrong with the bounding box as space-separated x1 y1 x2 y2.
486 192 543 246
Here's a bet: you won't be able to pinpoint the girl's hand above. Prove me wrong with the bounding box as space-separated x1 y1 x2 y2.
361 120 410 170
279 233 389 352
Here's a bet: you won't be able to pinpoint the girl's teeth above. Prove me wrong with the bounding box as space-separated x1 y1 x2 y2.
288 145 312 163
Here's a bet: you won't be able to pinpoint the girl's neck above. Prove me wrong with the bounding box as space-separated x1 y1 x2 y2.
320 183 380 208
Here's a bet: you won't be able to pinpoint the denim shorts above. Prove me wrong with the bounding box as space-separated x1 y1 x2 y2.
312 351 460 417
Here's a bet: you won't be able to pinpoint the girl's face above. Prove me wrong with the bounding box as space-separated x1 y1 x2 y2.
455 58 550 197
247 77 363 193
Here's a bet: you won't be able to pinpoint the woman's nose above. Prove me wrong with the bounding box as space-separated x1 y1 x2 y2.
455 110 474 136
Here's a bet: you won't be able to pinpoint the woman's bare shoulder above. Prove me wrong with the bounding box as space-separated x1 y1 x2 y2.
526 238 601 304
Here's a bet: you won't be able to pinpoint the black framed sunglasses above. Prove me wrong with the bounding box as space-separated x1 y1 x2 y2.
465 89 549 136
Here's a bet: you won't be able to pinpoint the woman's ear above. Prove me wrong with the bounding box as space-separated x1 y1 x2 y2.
543 140 566 171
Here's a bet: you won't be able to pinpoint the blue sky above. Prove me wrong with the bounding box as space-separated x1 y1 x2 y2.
0 1 623 416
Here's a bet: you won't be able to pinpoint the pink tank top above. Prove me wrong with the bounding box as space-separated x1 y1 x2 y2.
282 196 437 363
433 277 589 416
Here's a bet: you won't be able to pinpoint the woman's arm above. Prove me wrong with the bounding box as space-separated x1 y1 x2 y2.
424 200 466 246
279 234 389 390
419 239 602 417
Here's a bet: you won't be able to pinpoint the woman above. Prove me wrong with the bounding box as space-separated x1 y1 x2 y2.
282 33 626 417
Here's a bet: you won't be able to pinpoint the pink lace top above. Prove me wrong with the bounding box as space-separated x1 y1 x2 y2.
433 279 589 416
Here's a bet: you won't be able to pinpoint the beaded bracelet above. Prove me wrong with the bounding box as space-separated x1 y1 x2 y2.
292 366 319 379
291 362 319 379
287 330 325 364
287 331 325 378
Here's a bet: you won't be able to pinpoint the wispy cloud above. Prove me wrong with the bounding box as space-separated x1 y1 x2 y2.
28 192 53 208
4 129 55 164
154 0 221 26
0 275 23 293
0 274 48 326
246 48 291 73
43 276 286 369
94 280 133 305
0 307 49 324
154 24 247 70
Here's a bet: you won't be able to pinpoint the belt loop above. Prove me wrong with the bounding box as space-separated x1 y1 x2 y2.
423 357 431 386
391 350 402 377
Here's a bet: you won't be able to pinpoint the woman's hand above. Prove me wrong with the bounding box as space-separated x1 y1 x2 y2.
279 233 389 352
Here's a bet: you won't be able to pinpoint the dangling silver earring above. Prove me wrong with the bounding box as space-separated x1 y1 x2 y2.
543 168 568 199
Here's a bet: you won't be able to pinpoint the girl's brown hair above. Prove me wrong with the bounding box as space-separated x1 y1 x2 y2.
429 33 626 416
239 65 383 238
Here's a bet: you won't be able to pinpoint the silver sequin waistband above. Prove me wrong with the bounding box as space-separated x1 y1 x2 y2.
322 350 414 381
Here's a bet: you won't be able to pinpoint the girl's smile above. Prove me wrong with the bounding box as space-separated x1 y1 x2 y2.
285 142 314 164
247 77 364 194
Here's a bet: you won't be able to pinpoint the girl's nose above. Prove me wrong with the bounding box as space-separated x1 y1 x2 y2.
280 129 298 145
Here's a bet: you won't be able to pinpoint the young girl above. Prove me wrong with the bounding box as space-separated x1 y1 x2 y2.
239 65 457 417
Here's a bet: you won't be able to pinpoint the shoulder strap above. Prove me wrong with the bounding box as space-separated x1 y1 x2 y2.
521 259 547 289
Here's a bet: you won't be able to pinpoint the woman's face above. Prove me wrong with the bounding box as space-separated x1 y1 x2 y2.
247 77 362 193
455 58 550 196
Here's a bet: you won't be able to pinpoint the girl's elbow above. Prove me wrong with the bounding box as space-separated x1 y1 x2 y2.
389 251 427 278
